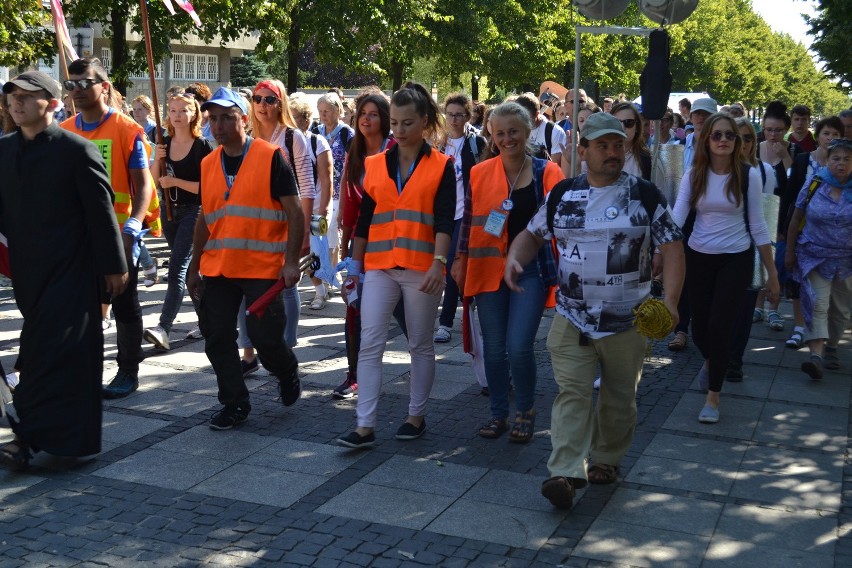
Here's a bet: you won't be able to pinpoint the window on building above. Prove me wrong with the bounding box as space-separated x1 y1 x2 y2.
171 53 218 82
101 47 112 73
37 58 60 79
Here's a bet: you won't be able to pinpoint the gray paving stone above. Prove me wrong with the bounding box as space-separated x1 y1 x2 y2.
92 448 230 490
152 425 277 461
462 469 557 511
241 438 367 476
624 454 737 495
713 503 836 554
739 444 844 480
573 518 710 567
106 388 218 418
383 374 472 401
426 498 566 550
597 488 723 537
729 469 842 511
642 433 748 468
753 401 848 452
0 471 45 499
316 483 454 530
703 538 833 567
190 463 326 508
101 412 171 445
662 393 763 440
767 371 850 408
361 455 487 497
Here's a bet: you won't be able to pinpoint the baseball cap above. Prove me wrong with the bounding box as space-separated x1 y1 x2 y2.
691 97 718 115
581 112 628 141
200 87 248 115
2 71 62 100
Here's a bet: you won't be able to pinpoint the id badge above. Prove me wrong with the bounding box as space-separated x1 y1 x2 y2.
483 209 508 237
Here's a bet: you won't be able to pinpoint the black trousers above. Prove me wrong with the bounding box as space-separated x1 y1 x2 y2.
686 247 753 393
104 259 144 376
199 276 298 408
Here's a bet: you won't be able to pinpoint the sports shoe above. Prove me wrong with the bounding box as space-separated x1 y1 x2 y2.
395 419 426 440
103 369 139 399
278 360 301 406
209 405 249 430
241 358 259 377
337 430 376 449
185 325 202 340
143 259 159 287
541 476 575 509
332 373 358 399
433 325 452 343
698 404 720 424
143 325 170 350
309 291 329 310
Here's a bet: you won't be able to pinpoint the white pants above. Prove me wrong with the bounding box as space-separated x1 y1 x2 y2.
356 268 442 428
328 198 340 249
806 271 852 346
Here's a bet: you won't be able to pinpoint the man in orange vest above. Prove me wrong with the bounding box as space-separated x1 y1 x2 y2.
186 87 304 430
61 58 154 399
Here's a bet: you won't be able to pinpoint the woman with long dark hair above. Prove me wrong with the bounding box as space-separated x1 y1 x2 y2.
672 113 779 424
337 82 454 448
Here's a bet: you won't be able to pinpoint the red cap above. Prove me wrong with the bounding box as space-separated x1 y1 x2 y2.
254 80 283 99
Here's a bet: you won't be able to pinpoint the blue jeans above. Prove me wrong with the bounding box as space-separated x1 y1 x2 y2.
238 285 300 349
139 241 154 271
159 204 200 332
475 262 546 419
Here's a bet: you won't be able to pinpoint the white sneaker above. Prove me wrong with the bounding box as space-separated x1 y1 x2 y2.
309 292 328 310
143 325 170 350
185 325 202 340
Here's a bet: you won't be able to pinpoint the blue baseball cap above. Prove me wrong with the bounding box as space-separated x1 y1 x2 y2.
201 87 248 115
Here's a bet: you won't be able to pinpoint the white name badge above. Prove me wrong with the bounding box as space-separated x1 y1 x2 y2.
483 209 508 237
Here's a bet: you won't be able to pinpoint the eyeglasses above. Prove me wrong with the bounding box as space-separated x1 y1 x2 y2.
742 134 755 143
763 127 786 134
63 79 99 91
252 95 279 105
710 130 738 142
619 118 638 129
445 112 468 121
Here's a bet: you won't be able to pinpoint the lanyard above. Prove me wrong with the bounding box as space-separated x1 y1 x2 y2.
221 138 252 200
321 122 343 143
395 156 417 195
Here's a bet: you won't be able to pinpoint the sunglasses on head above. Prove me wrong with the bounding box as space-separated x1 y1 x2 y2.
710 130 738 142
63 79 99 91
619 118 638 129
252 95 279 105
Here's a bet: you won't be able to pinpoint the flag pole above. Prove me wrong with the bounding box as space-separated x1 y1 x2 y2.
138 0 172 221
48 0 75 116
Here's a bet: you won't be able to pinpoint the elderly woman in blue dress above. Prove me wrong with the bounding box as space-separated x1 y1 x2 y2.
785 138 852 379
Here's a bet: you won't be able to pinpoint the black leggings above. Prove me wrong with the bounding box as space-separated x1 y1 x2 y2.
686 247 753 393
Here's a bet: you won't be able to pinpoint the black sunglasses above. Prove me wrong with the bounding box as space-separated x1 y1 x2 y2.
710 130 738 142
619 118 638 129
252 95 279 105
63 79 99 91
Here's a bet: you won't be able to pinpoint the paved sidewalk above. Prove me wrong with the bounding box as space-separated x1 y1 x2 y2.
1 244 850 567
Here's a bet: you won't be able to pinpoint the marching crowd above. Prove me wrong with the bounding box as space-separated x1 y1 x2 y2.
0 59 850 511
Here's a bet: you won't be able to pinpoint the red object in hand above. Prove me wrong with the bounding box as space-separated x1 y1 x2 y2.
246 278 287 318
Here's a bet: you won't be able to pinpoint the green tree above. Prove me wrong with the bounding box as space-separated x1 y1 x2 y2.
805 0 852 93
230 52 268 87
0 1 56 67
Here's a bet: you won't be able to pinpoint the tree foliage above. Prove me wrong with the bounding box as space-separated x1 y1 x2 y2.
0 1 56 67
230 52 268 87
804 0 852 93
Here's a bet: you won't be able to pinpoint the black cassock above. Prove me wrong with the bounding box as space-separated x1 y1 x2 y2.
0 122 126 456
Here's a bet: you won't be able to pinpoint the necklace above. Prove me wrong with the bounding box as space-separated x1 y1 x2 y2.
502 155 528 211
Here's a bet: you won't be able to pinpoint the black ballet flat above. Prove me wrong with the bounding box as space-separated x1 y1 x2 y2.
0 440 32 472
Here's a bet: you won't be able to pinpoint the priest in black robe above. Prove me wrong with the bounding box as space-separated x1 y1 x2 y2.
0 71 127 470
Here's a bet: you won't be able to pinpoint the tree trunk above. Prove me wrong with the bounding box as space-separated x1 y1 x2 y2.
391 61 404 92
471 76 479 101
287 5 300 94
111 8 128 96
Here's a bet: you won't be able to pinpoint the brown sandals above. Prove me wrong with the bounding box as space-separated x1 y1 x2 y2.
587 463 619 485
509 409 536 443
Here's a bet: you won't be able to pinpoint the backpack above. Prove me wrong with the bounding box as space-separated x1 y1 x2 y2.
533 121 555 161
546 175 662 235
285 127 320 186
311 123 353 152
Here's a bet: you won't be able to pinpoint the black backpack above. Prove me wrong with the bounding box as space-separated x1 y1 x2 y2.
534 121 555 161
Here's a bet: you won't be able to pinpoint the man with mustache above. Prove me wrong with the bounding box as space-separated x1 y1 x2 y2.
505 113 685 509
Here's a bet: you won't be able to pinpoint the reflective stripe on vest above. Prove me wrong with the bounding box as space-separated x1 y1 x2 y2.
362 148 450 272
199 139 289 279
464 157 564 296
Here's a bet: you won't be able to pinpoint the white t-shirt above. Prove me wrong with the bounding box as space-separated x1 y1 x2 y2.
672 167 771 254
755 161 778 195
269 126 317 200
530 119 568 158
623 152 642 177
443 136 465 220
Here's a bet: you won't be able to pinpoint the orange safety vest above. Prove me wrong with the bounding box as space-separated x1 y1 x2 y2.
362 149 451 272
61 111 162 236
464 157 563 297
199 139 289 280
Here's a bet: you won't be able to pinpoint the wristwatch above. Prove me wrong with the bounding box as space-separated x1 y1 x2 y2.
433 255 448 265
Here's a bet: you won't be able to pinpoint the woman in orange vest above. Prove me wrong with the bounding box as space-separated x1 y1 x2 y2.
452 101 564 442
337 82 455 449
